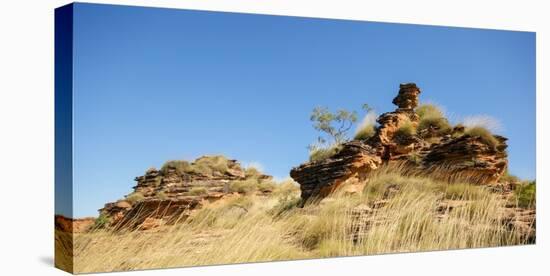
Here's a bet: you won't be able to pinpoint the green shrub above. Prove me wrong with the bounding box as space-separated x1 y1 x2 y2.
309 144 342 162
465 126 499 149
416 104 445 120
354 124 376 140
93 214 110 229
125 192 145 204
514 181 536 208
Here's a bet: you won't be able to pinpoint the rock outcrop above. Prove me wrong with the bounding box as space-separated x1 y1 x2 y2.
291 83 509 203
99 156 273 230
290 141 382 204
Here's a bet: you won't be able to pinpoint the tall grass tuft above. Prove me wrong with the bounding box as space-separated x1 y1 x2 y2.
309 144 343 162
465 126 499 150
70 166 533 273
416 104 452 137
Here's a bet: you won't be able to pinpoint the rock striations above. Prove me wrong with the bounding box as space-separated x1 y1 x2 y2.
291 83 509 203
99 156 273 230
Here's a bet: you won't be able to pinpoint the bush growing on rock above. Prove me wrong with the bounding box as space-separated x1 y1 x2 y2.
309 144 343 162
161 160 191 175
415 104 452 137
125 192 144 204
188 187 208 196
161 156 233 177
354 124 376 140
354 110 377 140
451 123 466 138
189 156 231 176
416 104 445 120
394 119 416 140
245 167 262 178
417 116 452 136
310 106 358 145
465 126 499 149
229 179 259 194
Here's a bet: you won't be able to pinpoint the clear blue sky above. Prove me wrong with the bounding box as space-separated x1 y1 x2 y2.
68 3 535 217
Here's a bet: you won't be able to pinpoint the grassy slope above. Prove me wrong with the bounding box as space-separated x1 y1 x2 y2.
70 168 534 273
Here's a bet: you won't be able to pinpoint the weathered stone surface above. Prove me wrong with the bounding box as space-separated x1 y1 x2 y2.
422 134 508 184
372 109 419 147
99 156 273 230
392 83 421 109
290 140 382 203
290 83 509 203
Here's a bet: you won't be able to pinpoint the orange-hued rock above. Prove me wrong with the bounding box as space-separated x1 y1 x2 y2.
290 141 382 203
422 134 508 184
98 156 274 230
54 215 95 233
290 83 509 203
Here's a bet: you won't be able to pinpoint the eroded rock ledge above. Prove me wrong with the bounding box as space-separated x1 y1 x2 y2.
99 156 273 230
290 83 508 203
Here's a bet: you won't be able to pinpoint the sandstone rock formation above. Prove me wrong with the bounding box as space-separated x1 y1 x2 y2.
291 83 509 203
99 156 273 230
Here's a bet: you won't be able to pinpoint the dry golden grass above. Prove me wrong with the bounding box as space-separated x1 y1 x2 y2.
62 167 534 273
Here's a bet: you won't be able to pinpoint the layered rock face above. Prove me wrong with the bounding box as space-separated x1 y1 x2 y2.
100 156 272 230
290 141 382 204
291 83 508 203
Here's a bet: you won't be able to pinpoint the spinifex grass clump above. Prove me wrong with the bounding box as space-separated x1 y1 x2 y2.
354 124 376 140
416 104 452 137
394 118 416 141
309 144 343 162
465 126 499 150
160 160 191 175
161 156 233 176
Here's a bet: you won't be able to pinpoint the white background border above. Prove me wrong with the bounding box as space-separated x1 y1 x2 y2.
0 0 547 275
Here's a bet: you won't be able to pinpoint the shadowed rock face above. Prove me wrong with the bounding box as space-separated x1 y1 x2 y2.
290 83 508 203
290 141 382 205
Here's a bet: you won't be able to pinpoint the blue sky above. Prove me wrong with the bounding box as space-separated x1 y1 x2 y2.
68 3 535 217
